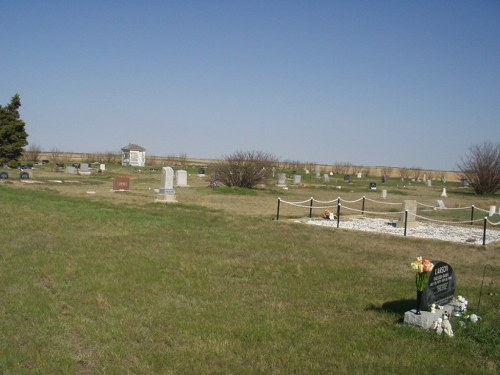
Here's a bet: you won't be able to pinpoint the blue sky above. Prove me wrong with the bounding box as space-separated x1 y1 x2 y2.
2 0 499 171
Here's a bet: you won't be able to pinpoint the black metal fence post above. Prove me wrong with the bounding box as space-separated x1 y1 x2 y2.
309 197 313 218
470 205 475 225
362 196 366 215
276 198 281 221
482 217 487 246
404 210 408 236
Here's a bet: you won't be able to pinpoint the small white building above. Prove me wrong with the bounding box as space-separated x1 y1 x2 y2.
121 143 146 167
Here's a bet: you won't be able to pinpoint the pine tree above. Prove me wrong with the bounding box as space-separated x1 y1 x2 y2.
0 94 28 163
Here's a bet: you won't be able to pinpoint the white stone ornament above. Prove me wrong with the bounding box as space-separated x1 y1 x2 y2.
442 314 454 337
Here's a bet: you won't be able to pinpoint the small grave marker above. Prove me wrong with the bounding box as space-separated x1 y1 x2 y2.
436 200 445 209
113 177 130 191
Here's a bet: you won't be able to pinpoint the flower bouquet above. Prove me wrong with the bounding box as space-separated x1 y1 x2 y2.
410 257 434 314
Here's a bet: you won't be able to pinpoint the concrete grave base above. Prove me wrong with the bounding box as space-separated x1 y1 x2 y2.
155 193 177 203
404 304 454 329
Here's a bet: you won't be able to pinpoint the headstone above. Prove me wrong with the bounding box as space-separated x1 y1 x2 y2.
421 261 457 310
79 163 91 175
156 167 177 203
113 176 130 191
176 170 188 187
427 180 432 187
396 200 418 228
315 170 321 178
277 173 286 186
198 167 206 176
441 188 447 197
293 175 301 185
99 164 106 172
66 166 77 174
343 175 351 182
369 182 377 190
323 174 330 183
305 169 310 175
381 189 387 199
489 206 497 216
436 200 445 209
357 172 362 179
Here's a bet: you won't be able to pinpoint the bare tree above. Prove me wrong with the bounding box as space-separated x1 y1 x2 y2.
214 150 279 188
381 166 393 179
350 165 363 175
23 143 42 163
458 141 500 194
410 168 422 181
399 167 410 180
49 148 64 164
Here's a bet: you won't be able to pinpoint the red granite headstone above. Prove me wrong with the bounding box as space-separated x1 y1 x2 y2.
113 176 130 191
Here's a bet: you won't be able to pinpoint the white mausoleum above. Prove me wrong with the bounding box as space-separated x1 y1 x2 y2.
121 143 146 167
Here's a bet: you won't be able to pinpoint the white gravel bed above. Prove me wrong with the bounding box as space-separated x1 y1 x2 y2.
299 217 500 245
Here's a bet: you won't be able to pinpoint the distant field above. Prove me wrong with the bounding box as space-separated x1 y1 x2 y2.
0 164 498 374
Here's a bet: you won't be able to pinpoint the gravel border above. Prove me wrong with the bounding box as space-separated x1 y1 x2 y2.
299 217 500 245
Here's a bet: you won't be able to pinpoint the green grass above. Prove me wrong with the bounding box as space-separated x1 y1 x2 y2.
0 183 499 374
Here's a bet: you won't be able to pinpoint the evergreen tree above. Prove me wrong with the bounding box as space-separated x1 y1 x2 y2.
0 94 28 163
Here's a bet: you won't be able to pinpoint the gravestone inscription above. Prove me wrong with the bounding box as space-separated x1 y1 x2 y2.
421 261 456 310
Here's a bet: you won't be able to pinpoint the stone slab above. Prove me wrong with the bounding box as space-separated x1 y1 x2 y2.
155 193 177 203
404 304 454 329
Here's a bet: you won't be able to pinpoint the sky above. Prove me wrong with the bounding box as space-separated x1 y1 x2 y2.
2 0 499 171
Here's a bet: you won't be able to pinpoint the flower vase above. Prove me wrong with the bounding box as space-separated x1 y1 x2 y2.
415 290 422 315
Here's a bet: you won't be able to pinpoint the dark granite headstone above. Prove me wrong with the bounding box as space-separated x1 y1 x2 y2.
421 261 456 310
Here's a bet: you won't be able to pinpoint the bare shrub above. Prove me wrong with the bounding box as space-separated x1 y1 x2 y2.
214 151 279 188
458 141 500 194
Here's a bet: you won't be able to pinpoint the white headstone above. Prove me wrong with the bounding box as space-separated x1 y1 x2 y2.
427 180 432 187
176 170 188 187
156 166 176 203
161 167 175 191
323 174 330 182
381 189 387 199
357 172 362 179
396 200 418 228
315 170 321 178
277 173 286 186
99 164 106 172
489 206 496 216
293 175 302 185
441 188 447 197
436 200 446 209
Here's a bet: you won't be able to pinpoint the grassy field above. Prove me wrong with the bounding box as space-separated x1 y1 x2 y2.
0 165 499 374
